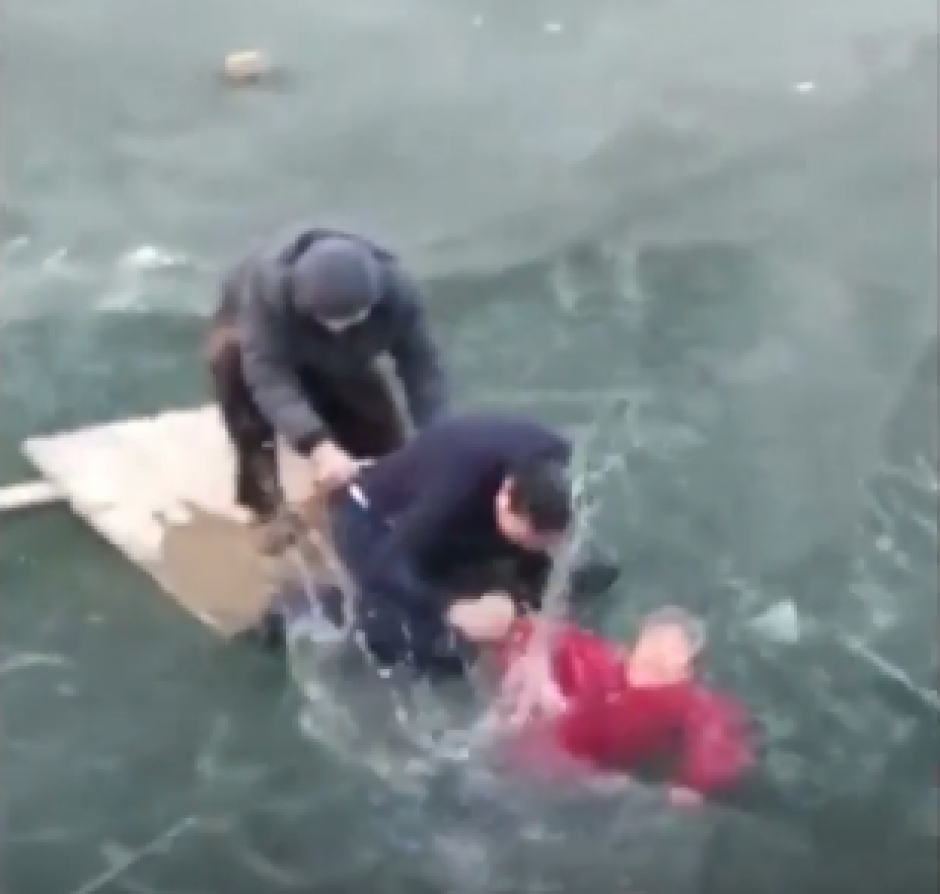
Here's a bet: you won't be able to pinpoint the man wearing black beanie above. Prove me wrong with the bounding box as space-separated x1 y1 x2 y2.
207 227 448 523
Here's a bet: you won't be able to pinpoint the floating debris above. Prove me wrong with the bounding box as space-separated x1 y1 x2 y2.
41 247 70 272
222 50 272 86
748 601 801 645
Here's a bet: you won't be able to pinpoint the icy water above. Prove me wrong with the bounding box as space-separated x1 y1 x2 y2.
1 2 937 892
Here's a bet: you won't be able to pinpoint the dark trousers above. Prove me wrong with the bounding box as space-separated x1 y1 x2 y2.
268 493 467 678
206 287 408 517
328 494 468 677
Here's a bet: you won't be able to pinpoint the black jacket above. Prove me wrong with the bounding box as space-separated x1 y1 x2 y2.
358 413 572 609
231 227 449 453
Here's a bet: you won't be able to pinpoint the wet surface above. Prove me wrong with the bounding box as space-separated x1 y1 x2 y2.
1 2 937 892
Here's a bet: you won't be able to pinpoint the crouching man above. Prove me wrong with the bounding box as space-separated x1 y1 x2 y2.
258 412 619 676
206 227 448 527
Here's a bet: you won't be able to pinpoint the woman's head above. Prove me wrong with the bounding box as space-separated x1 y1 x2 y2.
630 606 706 681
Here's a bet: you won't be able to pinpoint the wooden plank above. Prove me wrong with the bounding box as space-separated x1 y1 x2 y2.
0 480 64 512
17 358 410 639
154 502 299 637
21 405 319 638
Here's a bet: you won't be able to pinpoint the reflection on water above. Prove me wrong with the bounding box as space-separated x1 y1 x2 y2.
1 4 937 893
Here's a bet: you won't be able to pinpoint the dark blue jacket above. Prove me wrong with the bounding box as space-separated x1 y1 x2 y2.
232 227 448 454
357 413 571 610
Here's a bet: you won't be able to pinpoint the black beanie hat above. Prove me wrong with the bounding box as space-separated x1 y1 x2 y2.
292 237 380 322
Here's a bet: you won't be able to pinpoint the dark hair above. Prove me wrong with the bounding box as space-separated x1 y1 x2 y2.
506 458 572 533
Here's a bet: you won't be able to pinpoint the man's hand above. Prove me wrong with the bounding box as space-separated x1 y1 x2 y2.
667 786 704 808
446 591 516 644
500 651 568 729
309 440 363 492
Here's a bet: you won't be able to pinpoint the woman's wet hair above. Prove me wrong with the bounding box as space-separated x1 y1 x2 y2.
506 458 573 533
641 605 707 656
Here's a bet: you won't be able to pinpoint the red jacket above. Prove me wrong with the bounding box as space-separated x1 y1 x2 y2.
498 619 753 794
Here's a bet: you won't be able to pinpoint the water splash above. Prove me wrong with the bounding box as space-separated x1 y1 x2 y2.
282 519 462 783
116 245 192 273
464 397 629 746
503 397 629 680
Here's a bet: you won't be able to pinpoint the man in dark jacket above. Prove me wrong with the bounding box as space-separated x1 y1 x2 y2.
261 413 620 676
207 227 448 521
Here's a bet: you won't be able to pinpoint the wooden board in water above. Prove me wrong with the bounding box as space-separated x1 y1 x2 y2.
21 405 317 638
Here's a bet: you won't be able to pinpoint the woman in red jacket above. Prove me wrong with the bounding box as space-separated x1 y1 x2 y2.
485 607 754 806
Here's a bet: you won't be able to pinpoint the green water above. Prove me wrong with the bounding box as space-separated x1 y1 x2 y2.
2 2 937 892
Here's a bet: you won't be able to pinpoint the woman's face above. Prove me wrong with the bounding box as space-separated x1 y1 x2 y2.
631 622 695 680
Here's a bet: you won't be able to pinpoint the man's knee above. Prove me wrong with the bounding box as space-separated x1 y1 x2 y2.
236 445 281 518
206 307 273 445
205 282 247 387
205 309 242 379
